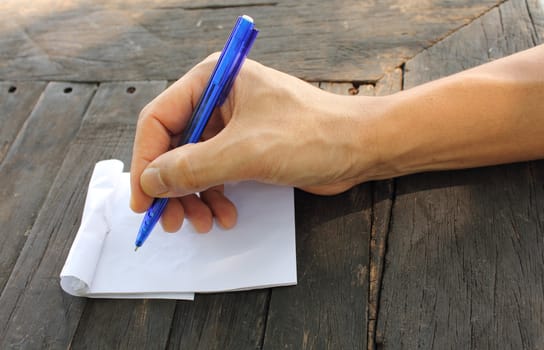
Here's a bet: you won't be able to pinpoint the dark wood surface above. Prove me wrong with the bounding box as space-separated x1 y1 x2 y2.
0 0 503 82
376 1 544 348
0 0 543 349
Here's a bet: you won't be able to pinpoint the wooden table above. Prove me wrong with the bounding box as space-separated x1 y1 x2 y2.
1 1 543 349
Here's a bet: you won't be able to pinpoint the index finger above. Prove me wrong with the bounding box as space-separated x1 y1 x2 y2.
130 56 218 212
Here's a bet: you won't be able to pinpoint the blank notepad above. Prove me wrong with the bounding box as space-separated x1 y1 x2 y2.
60 160 297 300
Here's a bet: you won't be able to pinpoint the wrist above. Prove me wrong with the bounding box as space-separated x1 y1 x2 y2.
347 94 403 182
299 89 396 192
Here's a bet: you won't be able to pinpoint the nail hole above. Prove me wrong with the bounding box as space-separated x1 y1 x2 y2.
348 86 359 95
126 86 136 94
64 87 73 94
8 86 16 93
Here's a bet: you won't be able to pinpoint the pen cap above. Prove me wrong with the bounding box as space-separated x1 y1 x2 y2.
217 16 259 106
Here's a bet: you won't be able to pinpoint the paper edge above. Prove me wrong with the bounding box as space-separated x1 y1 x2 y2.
60 159 124 297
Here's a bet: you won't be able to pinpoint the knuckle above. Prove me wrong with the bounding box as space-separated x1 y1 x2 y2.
186 52 222 85
205 51 221 62
174 152 202 191
237 136 268 180
195 52 221 70
137 102 153 125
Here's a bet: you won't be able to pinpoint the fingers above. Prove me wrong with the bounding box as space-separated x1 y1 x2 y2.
130 58 218 213
139 126 250 198
158 186 237 233
160 198 185 232
174 194 213 233
200 186 238 229
130 114 174 212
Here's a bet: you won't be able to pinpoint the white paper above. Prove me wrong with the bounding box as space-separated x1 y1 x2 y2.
60 160 297 300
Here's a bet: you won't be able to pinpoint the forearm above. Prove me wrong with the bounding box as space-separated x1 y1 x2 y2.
365 44 544 180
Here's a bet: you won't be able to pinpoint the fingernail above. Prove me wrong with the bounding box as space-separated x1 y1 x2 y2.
141 168 169 196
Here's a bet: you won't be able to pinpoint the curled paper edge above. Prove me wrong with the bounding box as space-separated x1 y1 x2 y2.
60 159 124 297
60 276 89 297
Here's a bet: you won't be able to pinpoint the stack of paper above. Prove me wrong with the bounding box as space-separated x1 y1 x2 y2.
60 160 297 300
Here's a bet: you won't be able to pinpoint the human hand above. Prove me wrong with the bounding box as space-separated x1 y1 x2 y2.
130 54 382 233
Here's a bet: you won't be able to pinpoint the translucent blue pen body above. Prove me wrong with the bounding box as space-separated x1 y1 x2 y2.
135 16 259 249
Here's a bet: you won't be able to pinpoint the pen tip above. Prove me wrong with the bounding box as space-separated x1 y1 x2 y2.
134 246 139 252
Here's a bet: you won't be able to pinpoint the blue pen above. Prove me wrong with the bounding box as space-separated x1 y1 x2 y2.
134 15 259 251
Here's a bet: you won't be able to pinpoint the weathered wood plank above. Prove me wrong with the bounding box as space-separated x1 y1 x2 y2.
260 80 373 350
376 0 544 348
166 291 270 349
492 0 540 53
374 68 403 97
403 0 538 85
0 81 166 349
377 164 544 349
527 0 544 43
0 81 46 163
71 299 176 350
0 82 95 294
0 0 502 81
262 187 371 349
368 180 394 350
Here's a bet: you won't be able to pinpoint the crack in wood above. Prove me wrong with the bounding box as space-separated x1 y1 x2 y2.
414 0 509 58
367 179 396 350
524 0 540 44
258 290 272 349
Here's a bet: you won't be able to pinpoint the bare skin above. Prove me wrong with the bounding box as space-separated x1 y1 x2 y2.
130 44 544 233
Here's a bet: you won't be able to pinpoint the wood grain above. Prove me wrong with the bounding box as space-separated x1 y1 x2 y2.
402 0 539 86
71 299 176 350
0 81 166 349
0 1 541 348
377 164 544 349
166 291 270 349
0 82 95 294
527 0 544 44
262 186 371 350
0 0 502 81
0 81 46 163
376 0 544 348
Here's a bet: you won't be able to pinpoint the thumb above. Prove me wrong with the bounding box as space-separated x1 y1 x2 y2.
140 131 249 197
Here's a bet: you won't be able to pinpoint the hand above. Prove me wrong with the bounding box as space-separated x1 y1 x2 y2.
130 54 381 233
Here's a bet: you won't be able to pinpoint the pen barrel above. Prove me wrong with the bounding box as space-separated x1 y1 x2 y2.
178 16 258 146
135 197 168 247
135 16 258 248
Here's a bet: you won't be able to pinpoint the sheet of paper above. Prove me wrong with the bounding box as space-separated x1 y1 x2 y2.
60 160 297 300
